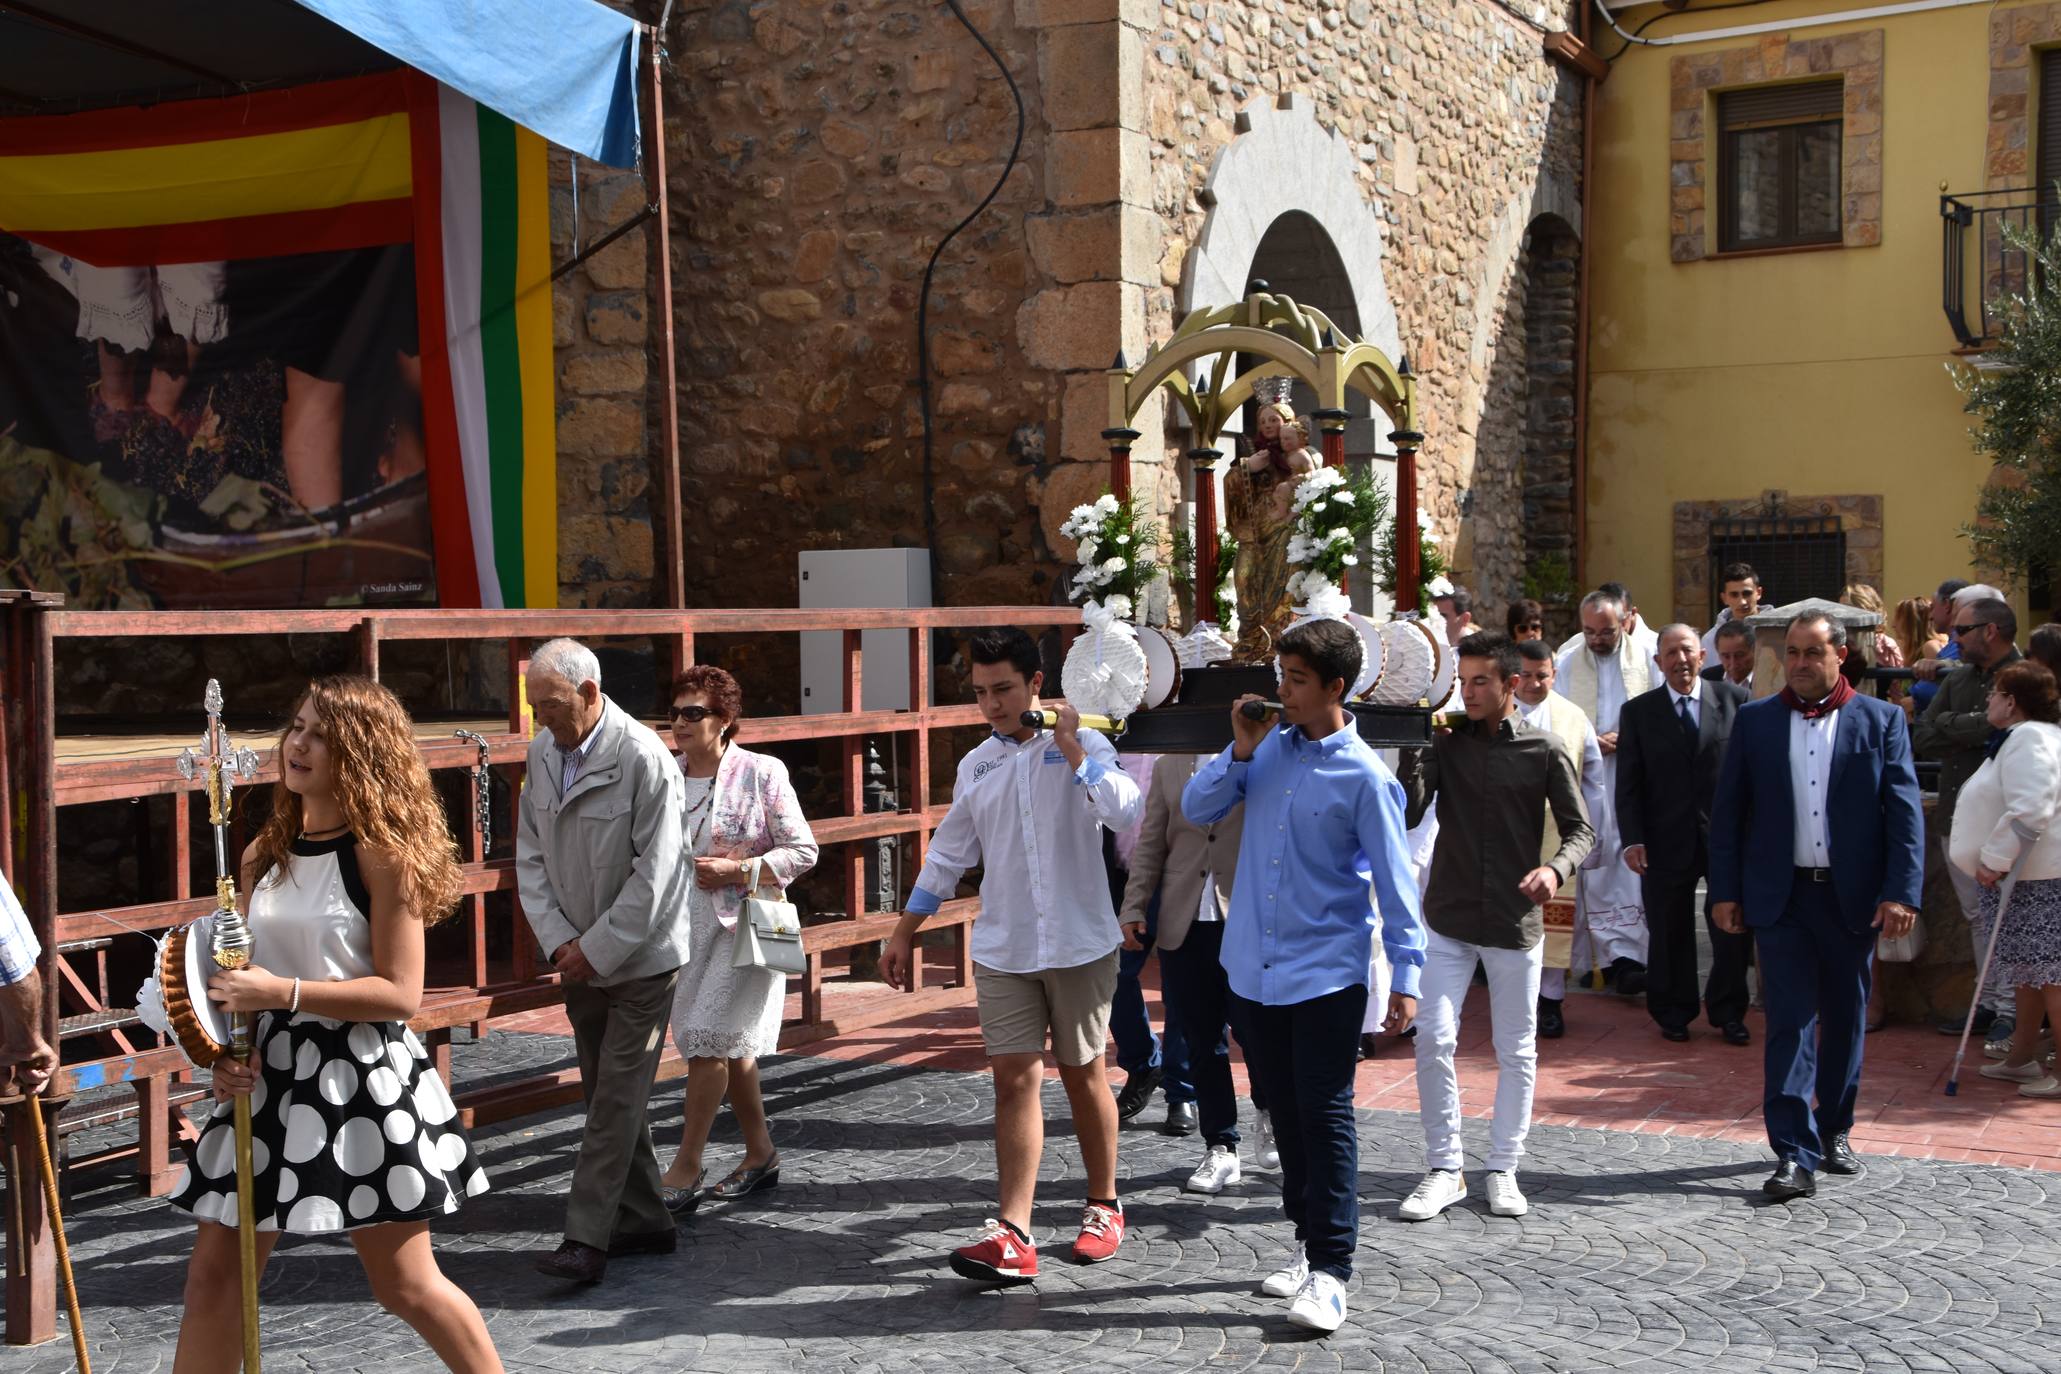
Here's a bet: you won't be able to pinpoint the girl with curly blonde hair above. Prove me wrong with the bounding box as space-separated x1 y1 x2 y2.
170 675 502 1373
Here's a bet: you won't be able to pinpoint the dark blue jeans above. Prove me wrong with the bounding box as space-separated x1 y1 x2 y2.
1109 889 1194 1104
1236 982 1368 1280
1158 920 1265 1146
1756 879 1875 1173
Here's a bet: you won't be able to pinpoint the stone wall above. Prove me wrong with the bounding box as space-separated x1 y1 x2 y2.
659 0 1079 616
551 151 662 608
1520 215 1579 625
1143 0 1585 622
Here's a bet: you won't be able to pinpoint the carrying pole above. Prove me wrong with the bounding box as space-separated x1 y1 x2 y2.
5 1094 90 1372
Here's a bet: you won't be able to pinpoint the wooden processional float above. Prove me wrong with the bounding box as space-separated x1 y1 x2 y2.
1051 285 1446 754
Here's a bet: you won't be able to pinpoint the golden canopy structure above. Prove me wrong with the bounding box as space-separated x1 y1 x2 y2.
1099 284 1426 609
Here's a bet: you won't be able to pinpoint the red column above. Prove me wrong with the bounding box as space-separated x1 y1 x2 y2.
1187 448 1222 623
1102 428 1140 502
1389 427 1424 614
1314 408 1348 470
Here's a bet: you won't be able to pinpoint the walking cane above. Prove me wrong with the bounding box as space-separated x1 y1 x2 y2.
4 1087 91 1373
1945 837 2040 1096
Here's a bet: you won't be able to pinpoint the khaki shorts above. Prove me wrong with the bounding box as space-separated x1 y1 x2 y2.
973 950 1120 1066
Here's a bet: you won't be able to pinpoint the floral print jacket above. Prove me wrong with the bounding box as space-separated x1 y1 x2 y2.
681 745 819 929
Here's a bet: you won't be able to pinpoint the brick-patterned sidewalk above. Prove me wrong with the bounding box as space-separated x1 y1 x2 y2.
505 973 2061 1172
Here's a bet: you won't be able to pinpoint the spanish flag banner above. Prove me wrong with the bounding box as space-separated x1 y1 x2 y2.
0 70 555 610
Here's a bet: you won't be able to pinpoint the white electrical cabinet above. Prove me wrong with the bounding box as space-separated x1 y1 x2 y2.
798 548 932 714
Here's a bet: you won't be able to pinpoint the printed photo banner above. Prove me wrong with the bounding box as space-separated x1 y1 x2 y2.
0 70 556 609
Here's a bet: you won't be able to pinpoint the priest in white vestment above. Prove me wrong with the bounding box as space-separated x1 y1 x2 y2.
1545 589 1653 1019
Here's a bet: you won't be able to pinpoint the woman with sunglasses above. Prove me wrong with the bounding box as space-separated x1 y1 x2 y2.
658 666 819 1212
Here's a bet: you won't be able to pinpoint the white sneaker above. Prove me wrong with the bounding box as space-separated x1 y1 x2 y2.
1184 1143 1241 1194
1287 1270 1349 1333
1259 1241 1308 1298
1253 1111 1280 1171
1397 1168 1467 1221
1484 1170 1529 1217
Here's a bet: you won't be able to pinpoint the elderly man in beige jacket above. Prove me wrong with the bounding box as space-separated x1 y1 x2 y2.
1120 752 1268 1195
518 638 689 1284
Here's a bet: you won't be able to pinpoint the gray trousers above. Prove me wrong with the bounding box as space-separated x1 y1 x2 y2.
562 967 681 1249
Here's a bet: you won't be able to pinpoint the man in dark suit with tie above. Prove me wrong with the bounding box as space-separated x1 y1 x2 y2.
1708 611 1923 1201
1617 624 1751 1045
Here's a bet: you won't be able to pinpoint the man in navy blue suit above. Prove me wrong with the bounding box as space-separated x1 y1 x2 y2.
1708 611 1923 1201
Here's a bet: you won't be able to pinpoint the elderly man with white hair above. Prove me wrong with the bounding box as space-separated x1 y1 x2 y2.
518 637 690 1284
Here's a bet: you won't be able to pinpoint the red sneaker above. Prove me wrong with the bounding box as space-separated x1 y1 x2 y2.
949 1218 1038 1284
1072 1202 1125 1264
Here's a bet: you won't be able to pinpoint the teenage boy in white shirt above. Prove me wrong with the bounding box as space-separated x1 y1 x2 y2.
884 627 1143 1284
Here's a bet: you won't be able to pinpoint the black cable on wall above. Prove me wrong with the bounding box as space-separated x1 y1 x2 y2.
916 0 1026 608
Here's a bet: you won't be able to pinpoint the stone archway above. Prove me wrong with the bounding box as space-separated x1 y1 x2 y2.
1181 93 1400 363
1181 95 1402 612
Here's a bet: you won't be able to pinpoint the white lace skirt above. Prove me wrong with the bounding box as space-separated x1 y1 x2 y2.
670 891 785 1061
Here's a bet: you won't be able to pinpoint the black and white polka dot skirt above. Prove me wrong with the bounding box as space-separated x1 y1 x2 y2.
170 1012 489 1233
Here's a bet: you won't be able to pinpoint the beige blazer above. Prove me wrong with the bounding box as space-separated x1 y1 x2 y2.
1119 755 1244 951
516 697 691 986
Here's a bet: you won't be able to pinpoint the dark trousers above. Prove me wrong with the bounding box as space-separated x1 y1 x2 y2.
1235 983 1367 1280
1643 869 1752 1032
1109 890 1195 1103
1756 880 1875 1173
562 967 681 1249
1157 921 1265 1147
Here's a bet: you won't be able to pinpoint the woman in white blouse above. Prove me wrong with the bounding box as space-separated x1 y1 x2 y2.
1949 660 2061 1098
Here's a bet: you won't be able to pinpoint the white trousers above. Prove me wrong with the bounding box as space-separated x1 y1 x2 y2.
1412 927 1545 1173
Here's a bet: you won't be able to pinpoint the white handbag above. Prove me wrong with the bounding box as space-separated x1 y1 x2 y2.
1876 913 1927 963
732 856 805 977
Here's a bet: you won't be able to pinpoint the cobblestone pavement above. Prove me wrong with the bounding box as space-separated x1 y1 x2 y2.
23 1028 2061 1373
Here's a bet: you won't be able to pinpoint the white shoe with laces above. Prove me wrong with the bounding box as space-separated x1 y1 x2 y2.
1253 1111 1280 1171
1397 1168 1467 1221
1184 1143 1241 1194
1259 1241 1307 1298
1287 1269 1349 1333
1484 1170 1529 1217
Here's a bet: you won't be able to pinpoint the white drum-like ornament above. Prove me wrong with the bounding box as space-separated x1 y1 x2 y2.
1137 625 1184 710
158 913 235 1068
1343 611 1388 700
1061 623 1150 720
1371 618 1442 706
1424 628 1459 711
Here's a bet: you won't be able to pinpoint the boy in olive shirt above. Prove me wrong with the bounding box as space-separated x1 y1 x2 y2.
1395 632 1594 1223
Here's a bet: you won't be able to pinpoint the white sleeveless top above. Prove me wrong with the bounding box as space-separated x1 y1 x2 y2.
249 835 375 982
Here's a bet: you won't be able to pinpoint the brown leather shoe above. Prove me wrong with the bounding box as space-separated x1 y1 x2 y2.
535 1239 608 1283
607 1228 678 1258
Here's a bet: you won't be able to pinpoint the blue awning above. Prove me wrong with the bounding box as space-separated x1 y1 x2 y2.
292 0 641 166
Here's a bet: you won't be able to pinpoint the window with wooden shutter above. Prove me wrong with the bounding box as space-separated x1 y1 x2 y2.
2037 50 2061 207
1716 81 1844 252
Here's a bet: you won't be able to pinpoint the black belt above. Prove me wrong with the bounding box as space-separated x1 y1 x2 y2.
1795 866 1833 884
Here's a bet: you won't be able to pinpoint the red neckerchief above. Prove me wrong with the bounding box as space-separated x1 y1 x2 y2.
1778 675 1855 719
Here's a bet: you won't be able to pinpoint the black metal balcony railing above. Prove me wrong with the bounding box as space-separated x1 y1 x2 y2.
1941 187 2058 348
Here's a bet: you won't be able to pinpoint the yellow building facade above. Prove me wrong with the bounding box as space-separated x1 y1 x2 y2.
1585 0 2043 629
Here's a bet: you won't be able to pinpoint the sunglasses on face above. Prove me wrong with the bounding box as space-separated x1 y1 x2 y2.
670 705 717 723
1952 623 1986 638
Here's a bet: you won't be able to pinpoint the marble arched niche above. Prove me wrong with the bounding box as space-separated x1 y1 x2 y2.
1180 93 1402 371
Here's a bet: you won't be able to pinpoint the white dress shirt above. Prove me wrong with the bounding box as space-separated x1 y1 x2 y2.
1789 707 1839 867
909 728 1143 974
1520 695 1609 840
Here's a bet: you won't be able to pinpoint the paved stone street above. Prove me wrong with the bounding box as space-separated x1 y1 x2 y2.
20 1020 2061 1373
